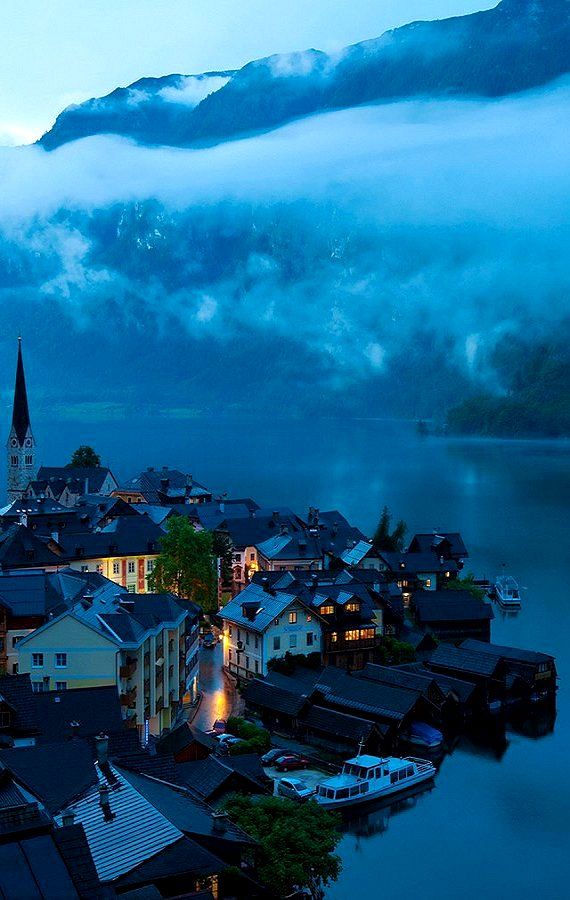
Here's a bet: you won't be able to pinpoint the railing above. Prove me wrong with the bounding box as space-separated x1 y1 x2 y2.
119 659 137 680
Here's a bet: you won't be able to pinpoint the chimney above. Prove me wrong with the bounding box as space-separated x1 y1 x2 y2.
99 784 115 823
212 812 229 833
69 720 81 739
160 477 169 491
279 523 289 536
81 594 94 609
95 733 109 766
61 809 75 827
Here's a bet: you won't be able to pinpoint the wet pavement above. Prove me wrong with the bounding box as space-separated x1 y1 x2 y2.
193 641 241 732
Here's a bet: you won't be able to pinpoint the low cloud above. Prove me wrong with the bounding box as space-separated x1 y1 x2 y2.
0 79 569 408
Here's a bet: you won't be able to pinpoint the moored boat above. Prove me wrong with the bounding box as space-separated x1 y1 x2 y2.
494 575 521 609
314 752 436 809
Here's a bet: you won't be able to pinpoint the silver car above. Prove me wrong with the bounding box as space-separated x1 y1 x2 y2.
277 778 315 801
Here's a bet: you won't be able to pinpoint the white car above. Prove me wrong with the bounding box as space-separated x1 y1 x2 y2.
277 778 315 802
215 733 244 751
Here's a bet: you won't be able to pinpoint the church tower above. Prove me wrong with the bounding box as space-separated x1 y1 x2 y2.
7 338 37 502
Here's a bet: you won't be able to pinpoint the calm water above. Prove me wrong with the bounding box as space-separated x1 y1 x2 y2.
24 416 570 898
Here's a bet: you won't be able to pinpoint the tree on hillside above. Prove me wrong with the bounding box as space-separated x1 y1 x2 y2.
372 505 407 552
68 446 101 468
223 794 341 900
148 515 217 612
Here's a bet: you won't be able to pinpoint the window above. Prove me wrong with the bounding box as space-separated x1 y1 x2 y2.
96 564 103 574
254 636 259 649
10 455 18 466
32 653 44 668
112 561 120 575
345 630 359 641
146 559 155 573
31 682 44 693
425 578 432 588
320 605 334 616
55 682 67 691
245 632 250 646
273 636 281 651
289 634 297 649
233 553 241 563
80 565 89 573
250 552 255 561
128 561 136 574
228 625 233 637
346 602 360 613
25 455 33 466
237 629 241 642
55 653 67 668
255 660 259 674
12 663 18 675
306 632 314 646
228 649 232 661
331 632 338 643
288 611 297 624
245 656 250 670
12 636 21 648
127 584 136 593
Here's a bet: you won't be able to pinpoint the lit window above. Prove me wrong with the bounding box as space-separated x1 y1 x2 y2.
128 561 136 574
320 605 334 616
113 561 120 575
331 632 338 643
55 653 67 668
346 630 359 641
250 552 255 561
346 602 360 612
425 578 432 588
32 653 44 668
288 611 297 624
228 625 233 637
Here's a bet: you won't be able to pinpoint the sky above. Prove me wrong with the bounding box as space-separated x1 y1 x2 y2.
0 0 497 144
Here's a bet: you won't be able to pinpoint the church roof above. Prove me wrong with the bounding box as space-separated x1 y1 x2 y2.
11 339 32 445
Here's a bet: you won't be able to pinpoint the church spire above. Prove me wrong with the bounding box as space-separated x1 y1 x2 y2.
12 337 32 445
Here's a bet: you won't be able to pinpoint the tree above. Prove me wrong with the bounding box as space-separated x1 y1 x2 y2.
148 515 217 612
372 505 407 552
377 636 416 666
223 795 341 900
445 572 485 601
68 445 101 468
212 528 234 587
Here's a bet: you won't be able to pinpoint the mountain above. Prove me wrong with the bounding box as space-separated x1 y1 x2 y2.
41 0 570 151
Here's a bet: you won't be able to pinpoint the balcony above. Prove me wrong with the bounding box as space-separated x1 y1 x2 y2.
155 646 164 666
156 694 164 710
120 687 137 708
156 670 163 688
144 652 150 668
119 658 137 680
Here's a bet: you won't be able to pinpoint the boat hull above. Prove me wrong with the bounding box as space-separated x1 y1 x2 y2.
315 768 435 809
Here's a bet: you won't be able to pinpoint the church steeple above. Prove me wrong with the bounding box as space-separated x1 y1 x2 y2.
7 338 37 502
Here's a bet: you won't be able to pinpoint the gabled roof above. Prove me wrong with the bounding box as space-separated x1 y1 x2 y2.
379 550 457 575
399 663 478 704
314 666 421 721
33 686 124 744
428 644 504 677
0 740 98 814
175 753 266 801
460 639 554 665
408 532 469 558
37 467 116 495
299 705 377 742
0 674 39 736
356 662 442 697
0 833 81 899
117 468 211 505
0 525 62 569
243 678 307 717
339 540 378 566
56 763 182 882
220 580 305 633
113 835 224 888
414 590 494 623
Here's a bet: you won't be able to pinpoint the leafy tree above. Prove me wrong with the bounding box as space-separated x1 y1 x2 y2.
68 445 101 467
223 794 341 900
445 572 485 601
226 717 271 754
148 515 217 612
377 637 416 666
372 505 407 552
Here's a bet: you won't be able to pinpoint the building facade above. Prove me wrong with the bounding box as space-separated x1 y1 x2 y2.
6 339 37 502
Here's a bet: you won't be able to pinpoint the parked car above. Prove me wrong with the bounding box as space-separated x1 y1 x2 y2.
212 719 227 735
277 778 315 801
403 721 444 749
274 754 309 772
261 748 287 766
202 632 216 649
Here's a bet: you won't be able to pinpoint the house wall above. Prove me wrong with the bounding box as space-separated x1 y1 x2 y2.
68 553 158 593
18 615 118 691
223 600 322 678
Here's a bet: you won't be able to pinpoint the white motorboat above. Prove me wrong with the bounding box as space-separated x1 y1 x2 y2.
494 575 521 609
314 751 436 809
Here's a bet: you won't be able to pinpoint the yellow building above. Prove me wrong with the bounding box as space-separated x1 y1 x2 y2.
17 583 199 737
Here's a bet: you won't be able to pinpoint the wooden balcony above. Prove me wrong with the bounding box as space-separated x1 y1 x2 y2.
119 658 137 680
120 687 137 708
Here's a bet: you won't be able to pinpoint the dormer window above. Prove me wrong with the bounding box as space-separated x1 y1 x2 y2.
320 605 334 616
346 602 360 613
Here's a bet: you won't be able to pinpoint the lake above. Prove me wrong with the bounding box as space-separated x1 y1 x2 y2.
25 415 570 898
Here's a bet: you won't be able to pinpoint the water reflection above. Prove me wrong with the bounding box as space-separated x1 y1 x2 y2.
342 782 436 839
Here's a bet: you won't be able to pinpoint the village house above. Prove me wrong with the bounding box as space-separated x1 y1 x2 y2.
16 579 199 736
412 589 494 643
112 466 212 505
25 465 118 507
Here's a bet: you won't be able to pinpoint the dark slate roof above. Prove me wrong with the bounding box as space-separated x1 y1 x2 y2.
461 639 554 665
174 756 236 800
37 466 115 495
113 835 224 888
118 468 211 505
0 833 81 899
357 663 439 695
1 498 74 520
0 674 39 735
33 686 124 744
58 514 165 560
300 705 376 742
379 550 457 575
218 508 303 550
399 663 477 704
0 740 97 814
399 625 438 652
0 525 63 568
154 722 195 756
408 532 469 558
0 569 100 619
243 678 307 717
414 590 494 623
314 666 421 721
52 823 108 899
428 644 503 677
117 769 255 845
11 340 32 445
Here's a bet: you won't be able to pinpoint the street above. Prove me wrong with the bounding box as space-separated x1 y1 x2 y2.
193 640 240 732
